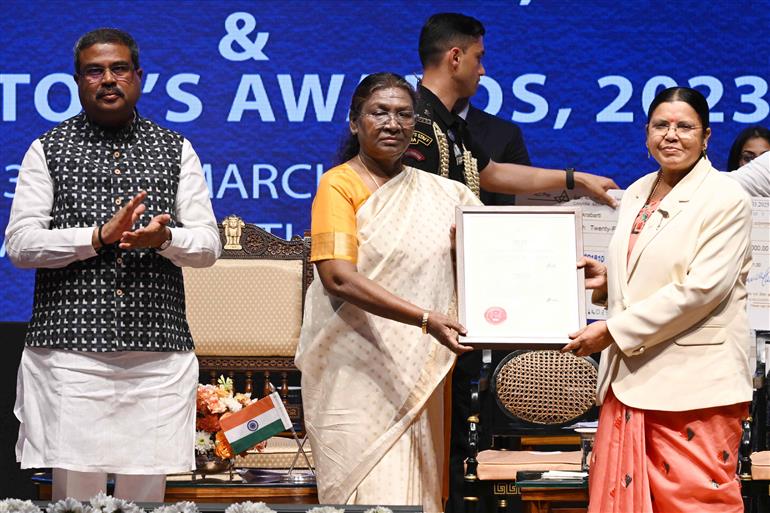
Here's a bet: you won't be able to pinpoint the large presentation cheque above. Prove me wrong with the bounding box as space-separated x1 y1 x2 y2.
456 206 586 349
519 192 769 330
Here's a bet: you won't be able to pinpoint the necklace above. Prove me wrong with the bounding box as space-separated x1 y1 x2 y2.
646 171 662 204
633 171 663 234
358 155 385 191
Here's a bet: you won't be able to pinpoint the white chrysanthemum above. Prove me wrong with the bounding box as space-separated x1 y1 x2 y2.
223 502 276 513
88 494 144 513
363 508 394 513
112 499 145 513
306 508 345 513
150 502 199 513
45 497 89 513
173 502 197 513
223 396 243 412
88 492 112 511
177 503 198 513
194 430 215 454
1 498 43 513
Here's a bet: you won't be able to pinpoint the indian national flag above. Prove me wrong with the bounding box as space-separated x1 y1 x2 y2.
219 392 293 454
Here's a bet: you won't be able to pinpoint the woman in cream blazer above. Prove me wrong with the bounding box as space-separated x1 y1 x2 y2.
563 87 753 513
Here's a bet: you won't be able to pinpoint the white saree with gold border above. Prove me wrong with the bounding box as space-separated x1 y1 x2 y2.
296 166 480 511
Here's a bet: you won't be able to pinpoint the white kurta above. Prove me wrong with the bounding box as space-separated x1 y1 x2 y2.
16 348 198 473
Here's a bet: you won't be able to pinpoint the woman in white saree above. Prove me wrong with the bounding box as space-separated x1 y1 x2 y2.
295 73 480 511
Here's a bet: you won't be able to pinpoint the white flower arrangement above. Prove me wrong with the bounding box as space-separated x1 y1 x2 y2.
0 497 343 513
363 508 394 513
149 502 199 513
0 498 40 513
0 494 151 513
223 503 276 513
87 492 145 513
45 497 93 513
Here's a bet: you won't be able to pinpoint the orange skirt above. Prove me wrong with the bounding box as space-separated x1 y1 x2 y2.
588 387 747 513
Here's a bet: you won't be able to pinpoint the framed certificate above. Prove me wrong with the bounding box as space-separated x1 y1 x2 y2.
456 206 586 349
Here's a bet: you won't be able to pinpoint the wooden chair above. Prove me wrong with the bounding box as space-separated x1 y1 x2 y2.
464 349 598 513
183 215 312 436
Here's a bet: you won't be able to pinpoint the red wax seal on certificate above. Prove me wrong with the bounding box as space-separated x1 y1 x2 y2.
484 307 507 325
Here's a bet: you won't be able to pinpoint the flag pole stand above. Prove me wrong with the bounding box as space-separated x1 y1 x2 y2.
282 428 315 483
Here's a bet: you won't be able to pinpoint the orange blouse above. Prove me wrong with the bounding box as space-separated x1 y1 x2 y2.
310 164 372 264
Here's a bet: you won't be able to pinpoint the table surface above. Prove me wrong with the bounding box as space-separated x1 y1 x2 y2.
33 470 319 505
168 469 316 487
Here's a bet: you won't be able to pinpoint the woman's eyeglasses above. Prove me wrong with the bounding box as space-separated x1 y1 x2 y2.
364 110 416 127
649 122 702 138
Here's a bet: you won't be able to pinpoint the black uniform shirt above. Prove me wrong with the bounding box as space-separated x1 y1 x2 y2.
403 83 490 185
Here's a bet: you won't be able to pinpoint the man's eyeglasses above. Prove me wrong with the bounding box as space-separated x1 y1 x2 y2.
649 122 702 138
364 110 416 127
79 64 135 83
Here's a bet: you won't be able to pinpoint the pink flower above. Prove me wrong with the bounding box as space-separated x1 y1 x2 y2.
206 395 227 414
197 384 228 414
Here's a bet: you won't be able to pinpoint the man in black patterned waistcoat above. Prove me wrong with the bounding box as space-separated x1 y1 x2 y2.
5 29 221 502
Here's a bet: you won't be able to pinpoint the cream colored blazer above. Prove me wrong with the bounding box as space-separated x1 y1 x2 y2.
598 157 754 411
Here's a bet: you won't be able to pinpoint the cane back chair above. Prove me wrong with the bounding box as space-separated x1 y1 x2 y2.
464 349 598 513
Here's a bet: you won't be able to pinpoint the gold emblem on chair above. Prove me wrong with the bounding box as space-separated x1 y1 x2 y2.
222 215 245 250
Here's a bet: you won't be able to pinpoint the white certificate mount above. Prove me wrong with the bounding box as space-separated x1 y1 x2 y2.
456 206 586 349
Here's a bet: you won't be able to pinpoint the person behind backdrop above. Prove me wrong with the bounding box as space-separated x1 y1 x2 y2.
5 28 221 501
563 87 753 513
295 72 481 511
726 125 770 171
729 150 770 197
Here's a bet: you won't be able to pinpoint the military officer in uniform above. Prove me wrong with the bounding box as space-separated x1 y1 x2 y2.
404 13 618 205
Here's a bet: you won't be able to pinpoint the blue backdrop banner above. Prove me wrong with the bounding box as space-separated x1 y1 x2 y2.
1 0 768 321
